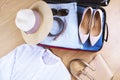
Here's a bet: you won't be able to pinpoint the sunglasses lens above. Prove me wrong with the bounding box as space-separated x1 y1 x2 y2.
52 8 57 15
59 9 69 16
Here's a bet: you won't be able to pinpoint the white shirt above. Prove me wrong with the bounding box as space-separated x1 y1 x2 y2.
0 44 71 80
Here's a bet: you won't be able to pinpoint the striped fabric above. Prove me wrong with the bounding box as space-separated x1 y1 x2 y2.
0 44 71 80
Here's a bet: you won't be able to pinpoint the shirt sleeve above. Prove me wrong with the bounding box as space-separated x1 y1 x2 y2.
0 47 17 80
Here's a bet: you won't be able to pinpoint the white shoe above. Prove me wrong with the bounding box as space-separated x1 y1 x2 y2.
90 9 103 46
79 7 93 44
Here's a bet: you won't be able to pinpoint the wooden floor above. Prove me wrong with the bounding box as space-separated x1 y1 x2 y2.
0 0 120 80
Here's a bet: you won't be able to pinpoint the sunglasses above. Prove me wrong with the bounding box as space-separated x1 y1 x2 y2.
51 8 69 16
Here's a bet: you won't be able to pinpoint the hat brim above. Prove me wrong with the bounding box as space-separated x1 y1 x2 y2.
21 1 53 44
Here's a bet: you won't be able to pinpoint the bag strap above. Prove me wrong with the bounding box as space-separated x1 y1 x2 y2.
68 59 95 80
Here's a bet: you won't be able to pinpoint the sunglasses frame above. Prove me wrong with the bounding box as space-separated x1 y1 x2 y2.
51 8 69 16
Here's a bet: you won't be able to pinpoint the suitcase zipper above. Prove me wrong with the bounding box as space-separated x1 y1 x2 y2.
101 0 108 5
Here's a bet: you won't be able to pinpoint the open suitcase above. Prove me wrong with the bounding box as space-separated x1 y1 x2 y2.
38 0 110 51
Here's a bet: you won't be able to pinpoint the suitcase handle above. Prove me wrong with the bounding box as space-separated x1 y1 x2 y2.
104 22 109 42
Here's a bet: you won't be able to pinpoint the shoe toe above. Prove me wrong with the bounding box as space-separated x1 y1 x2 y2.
80 33 89 44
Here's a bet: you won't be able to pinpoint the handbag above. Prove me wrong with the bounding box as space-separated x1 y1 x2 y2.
69 54 113 80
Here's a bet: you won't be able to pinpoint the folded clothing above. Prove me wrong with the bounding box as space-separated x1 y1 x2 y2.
40 2 82 49
0 44 71 80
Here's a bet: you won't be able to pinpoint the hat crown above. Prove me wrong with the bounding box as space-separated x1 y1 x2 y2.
15 9 36 32
15 1 53 44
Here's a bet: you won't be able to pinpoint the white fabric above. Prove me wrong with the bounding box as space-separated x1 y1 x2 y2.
15 9 36 32
41 2 83 49
0 44 71 80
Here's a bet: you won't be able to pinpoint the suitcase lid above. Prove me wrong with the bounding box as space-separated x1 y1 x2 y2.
44 0 110 6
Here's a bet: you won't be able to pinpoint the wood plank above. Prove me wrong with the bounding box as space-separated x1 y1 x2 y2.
0 0 120 80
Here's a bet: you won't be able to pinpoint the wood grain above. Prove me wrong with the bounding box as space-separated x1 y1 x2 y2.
0 0 120 80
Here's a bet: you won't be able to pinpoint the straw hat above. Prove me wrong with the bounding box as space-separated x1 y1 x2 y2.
15 1 53 44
